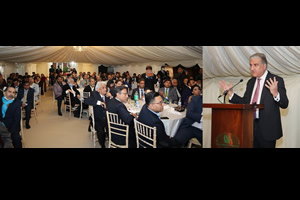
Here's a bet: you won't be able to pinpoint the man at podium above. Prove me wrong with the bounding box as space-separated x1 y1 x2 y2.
219 53 289 148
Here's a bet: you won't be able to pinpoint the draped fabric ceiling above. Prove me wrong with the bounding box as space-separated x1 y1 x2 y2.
204 46 300 78
0 46 202 65
203 46 300 148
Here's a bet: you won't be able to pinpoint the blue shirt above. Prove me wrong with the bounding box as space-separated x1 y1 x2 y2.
147 107 160 119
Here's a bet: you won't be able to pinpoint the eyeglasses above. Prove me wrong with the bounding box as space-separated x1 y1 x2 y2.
121 93 128 96
152 101 164 105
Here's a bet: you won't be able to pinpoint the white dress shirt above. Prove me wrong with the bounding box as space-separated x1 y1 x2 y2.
230 70 280 119
139 88 144 99
97 94 106 106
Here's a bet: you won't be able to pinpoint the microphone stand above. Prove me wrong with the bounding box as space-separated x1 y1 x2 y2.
218 79 243 104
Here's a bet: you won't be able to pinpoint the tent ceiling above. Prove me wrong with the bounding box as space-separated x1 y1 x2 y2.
204 46 300 78
0 46 202 65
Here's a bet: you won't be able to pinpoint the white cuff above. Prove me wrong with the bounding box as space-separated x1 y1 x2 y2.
97 101 101 106
274 93 280 102
229 92 235 100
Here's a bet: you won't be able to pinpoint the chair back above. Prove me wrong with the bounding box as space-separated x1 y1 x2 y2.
106 112 129 148
134 119 157 148
83 92 90 99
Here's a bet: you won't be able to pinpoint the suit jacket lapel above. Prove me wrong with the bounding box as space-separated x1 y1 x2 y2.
248 78 256 104
260 71 272 104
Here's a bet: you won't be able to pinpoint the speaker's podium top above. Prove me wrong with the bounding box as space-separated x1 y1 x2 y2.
203 103 264 110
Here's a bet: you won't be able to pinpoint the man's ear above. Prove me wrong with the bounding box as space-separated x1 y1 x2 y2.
264 64 267 70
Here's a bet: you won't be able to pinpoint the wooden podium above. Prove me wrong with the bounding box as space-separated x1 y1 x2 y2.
203 104 264 148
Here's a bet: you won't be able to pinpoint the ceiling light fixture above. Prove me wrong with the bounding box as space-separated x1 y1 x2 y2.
73 46 87 52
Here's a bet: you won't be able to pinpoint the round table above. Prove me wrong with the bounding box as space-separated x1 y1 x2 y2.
125 101 186 137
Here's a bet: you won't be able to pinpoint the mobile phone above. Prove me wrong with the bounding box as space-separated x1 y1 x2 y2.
161 117 169 119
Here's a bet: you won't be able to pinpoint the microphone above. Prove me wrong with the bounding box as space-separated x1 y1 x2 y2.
218 79 243 103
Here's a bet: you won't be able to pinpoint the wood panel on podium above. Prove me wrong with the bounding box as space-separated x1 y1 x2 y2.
203 104 264 148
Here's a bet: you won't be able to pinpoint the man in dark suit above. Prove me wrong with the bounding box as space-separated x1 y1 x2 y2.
174 65 187 89
157 65 170 87
109 79 123 98
138 92 179 148
174 95 202 147
0 86 22 148
219 53 289 148
17 81 34 129
83 78 96 94
83 78 96 110
85 81 110 148
62 78 81 118
131 78 146 100
107 86 137 148
141 66 157 91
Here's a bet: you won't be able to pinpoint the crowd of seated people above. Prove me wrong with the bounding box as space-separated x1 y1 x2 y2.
0 64 202 148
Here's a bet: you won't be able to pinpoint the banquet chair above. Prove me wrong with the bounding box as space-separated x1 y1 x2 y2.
22 95 37 122
88 105 98 148
64 92 80 119
106 112 129 148
80 92 90 119
187 138 202 148
32 95 38 120
134 119 157 148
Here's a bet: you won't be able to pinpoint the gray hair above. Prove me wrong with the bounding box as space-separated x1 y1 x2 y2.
250 53 268 66
95 81 107 91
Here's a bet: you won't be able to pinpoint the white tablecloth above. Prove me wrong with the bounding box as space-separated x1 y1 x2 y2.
126 101 186 137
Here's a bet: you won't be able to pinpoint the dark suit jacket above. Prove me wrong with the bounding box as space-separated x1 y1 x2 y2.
107 98 134 126
138 104 177 148
230 71 289 141
62 84 80 106
0 94 21 135
84 91 110 126
17 88 34 108
83 85 96 94
179 95 202 129
107 98 136 147
141 73 157 91
131 87 146 100
181 86 192 107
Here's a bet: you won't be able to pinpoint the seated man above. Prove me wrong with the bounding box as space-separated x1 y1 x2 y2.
131 78 146 100
174 95 202 147
181 79 196 107
13 78 22 95
83 78 96 94
62 78 81 118
159 79 179 104
1 86 22 148
85 81 110 148
171 78 181 101
83 77 96 110
80 74 90 88
17 81 34 129
107 86 137 148
138 92 179 148
29 76 40 102
110 80 123 98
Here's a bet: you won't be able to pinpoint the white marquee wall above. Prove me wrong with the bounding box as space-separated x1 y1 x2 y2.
203 46 300 148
